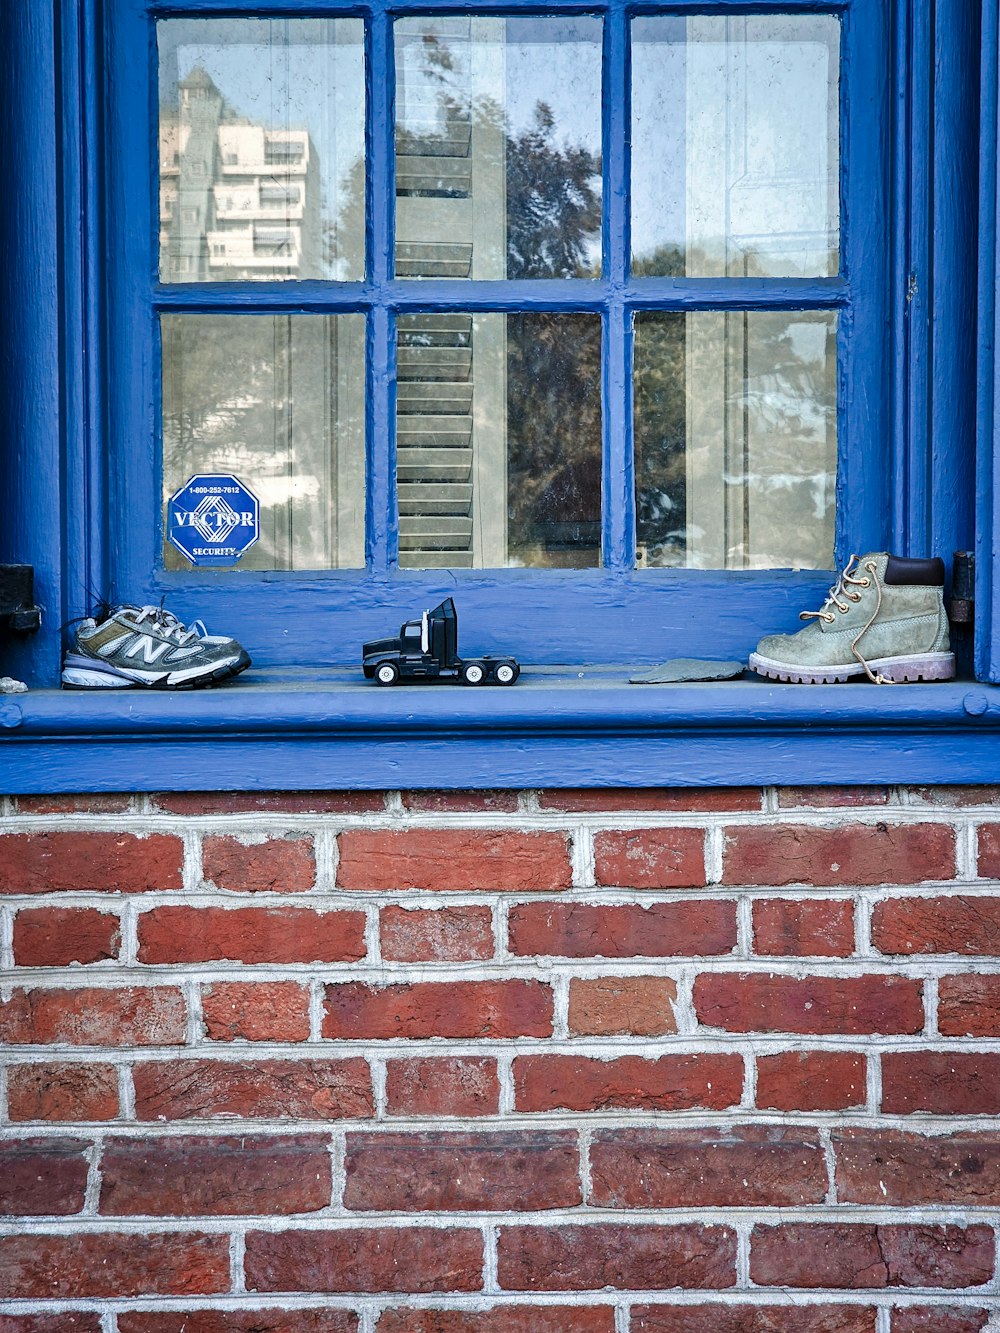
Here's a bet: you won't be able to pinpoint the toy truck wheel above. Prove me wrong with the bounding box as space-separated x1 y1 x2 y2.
375 662 400 686
462 662 485 685
495 662 519 685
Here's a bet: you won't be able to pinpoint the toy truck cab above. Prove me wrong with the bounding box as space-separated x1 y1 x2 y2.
363 598 519 686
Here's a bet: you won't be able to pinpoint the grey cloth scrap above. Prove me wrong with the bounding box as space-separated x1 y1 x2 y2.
629 658 746 684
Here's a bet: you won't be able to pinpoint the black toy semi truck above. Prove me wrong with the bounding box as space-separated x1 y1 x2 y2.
362 598 520 686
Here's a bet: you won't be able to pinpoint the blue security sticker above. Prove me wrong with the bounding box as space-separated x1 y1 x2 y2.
167 474 260 568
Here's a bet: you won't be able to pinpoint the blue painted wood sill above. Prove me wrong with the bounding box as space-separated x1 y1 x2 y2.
2 669 999 791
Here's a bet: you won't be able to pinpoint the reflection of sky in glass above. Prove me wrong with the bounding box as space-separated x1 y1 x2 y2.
632 16 840 278
394 16 601 148
631 18 686 269
502 18 602 150
158 19 365 276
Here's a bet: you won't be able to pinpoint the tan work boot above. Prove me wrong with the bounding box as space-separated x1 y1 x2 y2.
749 553 955 684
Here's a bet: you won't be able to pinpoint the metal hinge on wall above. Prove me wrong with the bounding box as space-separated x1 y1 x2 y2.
0 565 41 633
948 551 975 627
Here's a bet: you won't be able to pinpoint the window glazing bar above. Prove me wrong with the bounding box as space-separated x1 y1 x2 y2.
369 5 395 568
625 278 849 309
152 278 849 314
603 0 631 569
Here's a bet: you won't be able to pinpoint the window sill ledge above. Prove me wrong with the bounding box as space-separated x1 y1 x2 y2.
3 668 1000 791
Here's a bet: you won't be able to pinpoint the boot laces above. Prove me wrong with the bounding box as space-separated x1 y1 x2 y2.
799 555 893 685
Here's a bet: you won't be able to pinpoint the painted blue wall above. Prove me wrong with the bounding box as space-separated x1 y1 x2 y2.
0 0 63 686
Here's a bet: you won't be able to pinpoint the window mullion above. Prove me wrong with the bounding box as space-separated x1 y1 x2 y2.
368 4 395 569
603 0 632 570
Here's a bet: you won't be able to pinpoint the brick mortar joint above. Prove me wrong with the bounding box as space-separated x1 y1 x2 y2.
0 906 13 972
866 1051 882 1116
7 955 993 984
229 1230 246 1294
734 1221 752 1289
307 978 325 1044
370 1057 388 1119
4 1295 972 1318
9 1110 1000 1136
7 1032 1000 1060
572 825 595 888
181 829 201 894
329 1130 347 1211
118 1064 136 1122
5 881 998 911
482 1222 499 1295
82 1134 104 1215
313 827 339 893
3 1206 1000 1232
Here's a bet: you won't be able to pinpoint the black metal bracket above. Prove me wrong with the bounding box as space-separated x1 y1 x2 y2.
0 565 42 633
949 551 975 626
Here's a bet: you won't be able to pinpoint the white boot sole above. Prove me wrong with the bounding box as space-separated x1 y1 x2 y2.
748 650 956 685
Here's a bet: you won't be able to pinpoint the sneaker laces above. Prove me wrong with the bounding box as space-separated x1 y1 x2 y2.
128 605 209 647
799 555 893 685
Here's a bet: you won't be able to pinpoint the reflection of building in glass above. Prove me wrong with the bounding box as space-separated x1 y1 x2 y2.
159 67 321 280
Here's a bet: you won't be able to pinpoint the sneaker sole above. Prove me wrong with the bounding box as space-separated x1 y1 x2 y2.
748 650 956 685
62 650 251 691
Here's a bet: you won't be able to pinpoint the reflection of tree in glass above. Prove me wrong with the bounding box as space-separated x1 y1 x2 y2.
504 107 602 565
633 305 686 566
632 242 686 280
632 238 801 280
506 313 602 567
506 102 601 280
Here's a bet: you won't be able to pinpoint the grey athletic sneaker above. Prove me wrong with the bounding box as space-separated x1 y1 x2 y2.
62 604 251 690
749 553 956 685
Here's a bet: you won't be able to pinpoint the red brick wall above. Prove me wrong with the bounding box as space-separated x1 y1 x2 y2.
1 787 999 1331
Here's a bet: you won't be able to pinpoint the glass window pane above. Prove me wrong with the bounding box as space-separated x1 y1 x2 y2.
396 312 601 568
634 311 837 570
394 17 602 280
158 19 364 282
632 16 840 278
161 314 366 570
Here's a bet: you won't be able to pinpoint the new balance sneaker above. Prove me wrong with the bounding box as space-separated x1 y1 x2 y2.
61 605 251 690
748 553 956 684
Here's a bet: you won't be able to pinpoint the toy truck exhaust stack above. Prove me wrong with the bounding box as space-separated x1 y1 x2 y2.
363 598 520 686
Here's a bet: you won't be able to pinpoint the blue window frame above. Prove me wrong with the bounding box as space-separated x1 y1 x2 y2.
97 0 892 667
2 0 999 792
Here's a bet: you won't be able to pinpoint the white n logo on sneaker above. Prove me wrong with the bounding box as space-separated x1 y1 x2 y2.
124 635 171 664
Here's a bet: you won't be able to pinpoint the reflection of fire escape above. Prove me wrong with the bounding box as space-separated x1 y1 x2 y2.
395 19 506 569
